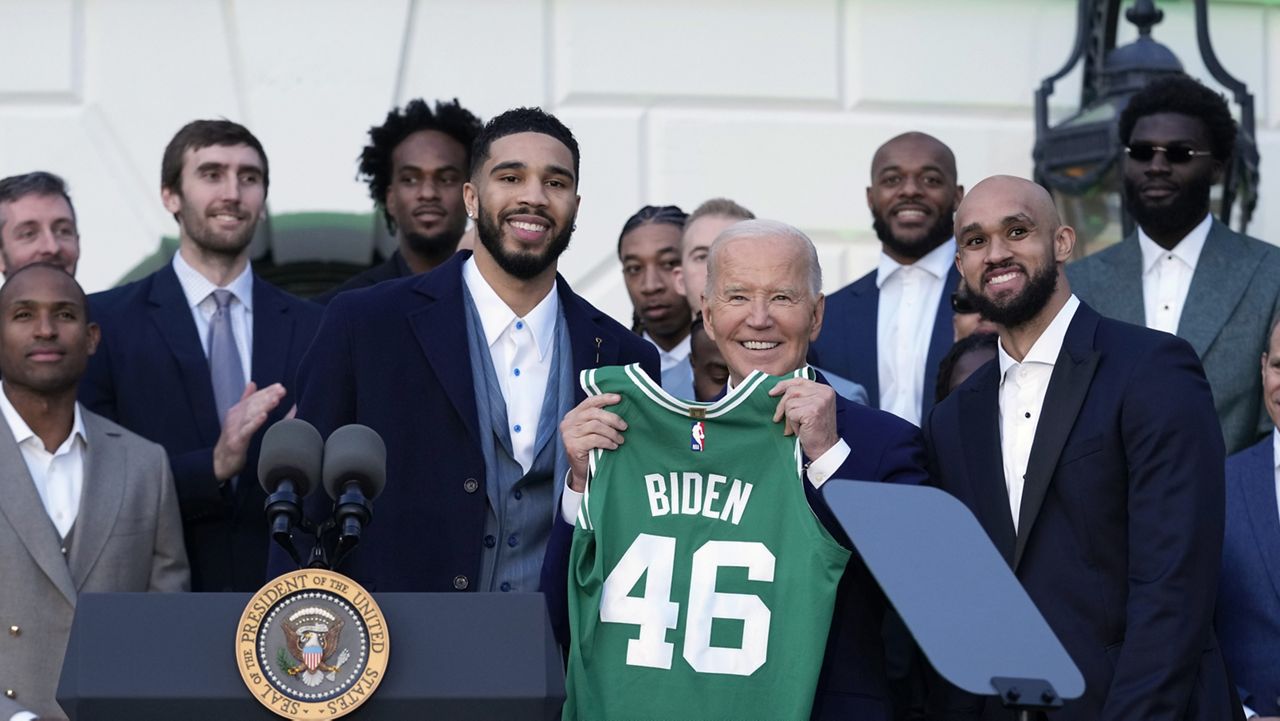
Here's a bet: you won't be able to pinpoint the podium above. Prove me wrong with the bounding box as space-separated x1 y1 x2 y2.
57 592 565 720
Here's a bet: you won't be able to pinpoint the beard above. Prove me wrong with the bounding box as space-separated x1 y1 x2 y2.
872 205 956 261
1123 172 1214 241
474 201 574 281
178 200 256 257
402 227 463 262
963 261 1059 330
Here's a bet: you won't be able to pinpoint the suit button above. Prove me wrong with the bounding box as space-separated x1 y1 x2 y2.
60 546 68 556
7 625 17 636
453 575 469 590
463 478 479 494
4 689 14 699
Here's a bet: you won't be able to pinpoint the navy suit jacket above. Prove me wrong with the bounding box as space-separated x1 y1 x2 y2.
808 264 958 420
79 263 322 591
542 375 928 721
1218 435 1280 717
925 303 1235 721
269 251 658 592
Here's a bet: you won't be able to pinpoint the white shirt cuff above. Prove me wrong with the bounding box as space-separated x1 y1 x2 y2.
805 439 851 488
10 711 38 721
561 470 583 524
1242 703 1256 719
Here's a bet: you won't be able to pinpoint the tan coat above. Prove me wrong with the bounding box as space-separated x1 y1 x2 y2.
0 409 189 720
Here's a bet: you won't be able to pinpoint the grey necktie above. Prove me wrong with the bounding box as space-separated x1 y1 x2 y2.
208 289 245 427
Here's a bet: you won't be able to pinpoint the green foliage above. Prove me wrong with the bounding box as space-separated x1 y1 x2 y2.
276 647 298 674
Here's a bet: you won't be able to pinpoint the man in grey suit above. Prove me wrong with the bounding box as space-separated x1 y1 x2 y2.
0 264 189 721
1068 74 1280 454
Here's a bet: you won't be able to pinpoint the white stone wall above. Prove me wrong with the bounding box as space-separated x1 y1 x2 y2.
0 0 1273 324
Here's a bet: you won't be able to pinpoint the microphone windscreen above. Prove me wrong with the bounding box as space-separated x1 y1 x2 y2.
258 418 324 497
322 424 387 500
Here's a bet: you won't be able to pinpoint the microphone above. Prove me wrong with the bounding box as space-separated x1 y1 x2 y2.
258 419 324 567
322 424 387 569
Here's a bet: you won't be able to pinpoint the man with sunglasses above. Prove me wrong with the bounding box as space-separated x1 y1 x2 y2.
1068 74 1280 454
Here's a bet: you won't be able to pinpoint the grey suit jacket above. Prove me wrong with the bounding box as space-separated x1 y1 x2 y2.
1067 220 1280 454
0 408 189 720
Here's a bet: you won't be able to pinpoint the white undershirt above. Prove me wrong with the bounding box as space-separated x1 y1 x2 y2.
171 251 254 377
997 295 1080 531
644 332 691 372
875 239 954 425
1137 213 1211 335
462 257 558 474
0 383 86 539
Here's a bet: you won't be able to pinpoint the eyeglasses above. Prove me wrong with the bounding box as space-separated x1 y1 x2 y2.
1125 144 1214 164
950 292 978 315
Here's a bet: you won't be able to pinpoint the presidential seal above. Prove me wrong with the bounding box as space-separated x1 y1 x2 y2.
236 569 389 719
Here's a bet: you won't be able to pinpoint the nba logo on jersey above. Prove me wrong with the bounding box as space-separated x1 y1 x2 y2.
690 421 706 452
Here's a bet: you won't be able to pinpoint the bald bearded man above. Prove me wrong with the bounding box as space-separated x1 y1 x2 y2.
925 176 1236 721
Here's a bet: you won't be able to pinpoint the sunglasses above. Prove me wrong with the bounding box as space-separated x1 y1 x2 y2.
1125 144 1214 164
950 292 978 315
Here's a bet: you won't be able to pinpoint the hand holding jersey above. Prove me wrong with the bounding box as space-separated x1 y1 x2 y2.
553 221 927 720
563 219 848 496
562 377 843 495
563 364 849 720
768 377 840 460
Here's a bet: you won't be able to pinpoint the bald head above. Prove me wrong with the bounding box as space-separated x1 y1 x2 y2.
957 175 1062 238
871 132 957 182
0 261 86 310
953 175 1075 334
0 261 98 398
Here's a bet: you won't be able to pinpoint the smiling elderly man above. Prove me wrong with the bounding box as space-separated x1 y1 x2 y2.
550 219 927 720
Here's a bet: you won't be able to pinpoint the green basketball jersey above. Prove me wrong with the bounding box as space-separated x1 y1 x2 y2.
564 364 850 721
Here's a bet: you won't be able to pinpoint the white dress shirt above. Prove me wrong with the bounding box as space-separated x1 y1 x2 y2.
644 332 691 373
463 257 559 474
0 384 87 539
559 367 849 523
1138 213 1211 335
875 239 954 426
997 295 1080 531
172 251 254 378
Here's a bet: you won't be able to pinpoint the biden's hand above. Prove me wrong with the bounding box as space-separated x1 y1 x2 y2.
769 378 839 460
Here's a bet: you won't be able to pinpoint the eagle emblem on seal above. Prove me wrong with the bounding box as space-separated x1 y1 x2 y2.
280 607 350 687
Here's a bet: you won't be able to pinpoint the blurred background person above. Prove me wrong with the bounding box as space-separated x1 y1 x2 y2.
809 132 964 426
618 204 694 398
0 172 80 277
318 98 482 303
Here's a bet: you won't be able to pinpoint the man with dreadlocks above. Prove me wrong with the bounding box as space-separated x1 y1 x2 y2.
617 204 696 398
317 98 483 303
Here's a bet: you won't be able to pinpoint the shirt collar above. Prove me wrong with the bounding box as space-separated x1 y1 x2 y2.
172 250 255 312
462 256 559 361
875 237 956 289
644 332 692 364
0 382 87 453
1137 213 1212 275
997 294 1081 382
